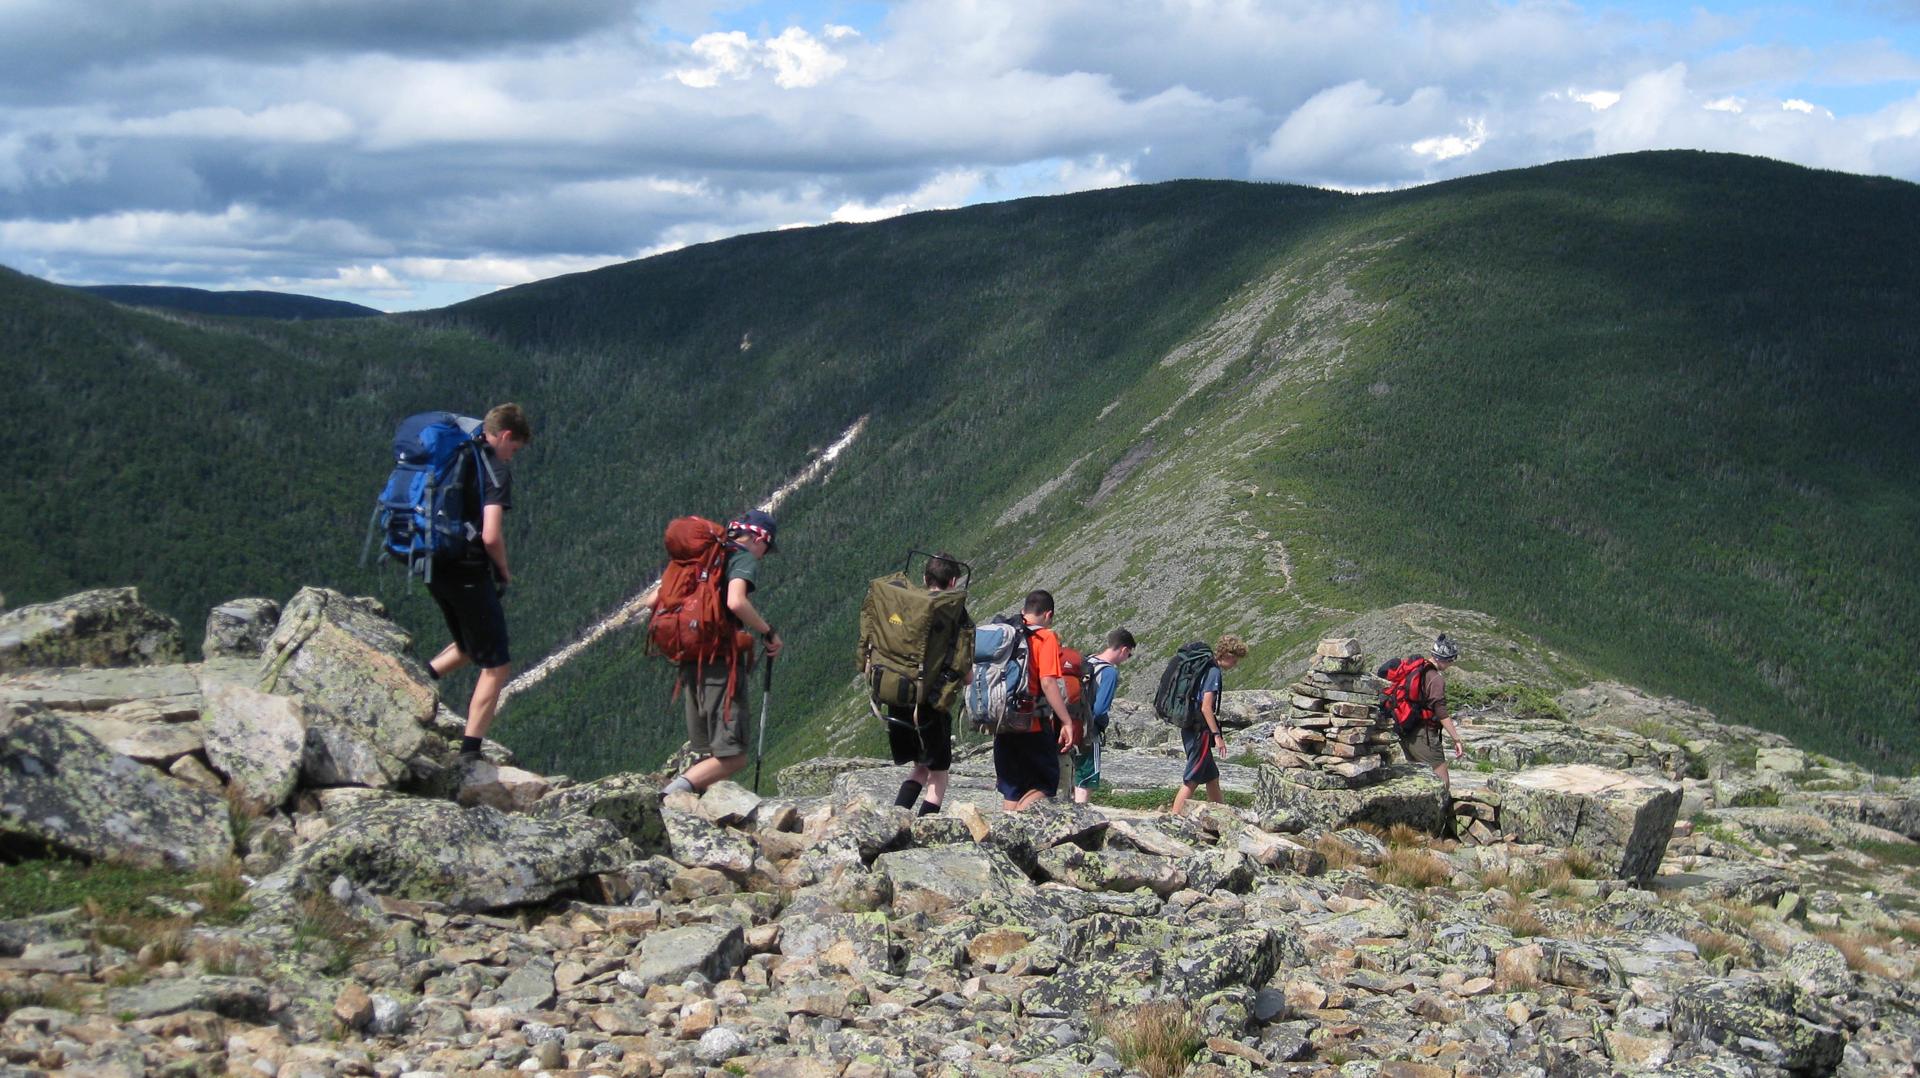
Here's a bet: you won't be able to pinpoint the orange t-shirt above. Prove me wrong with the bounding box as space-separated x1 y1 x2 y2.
1023 623 1064 729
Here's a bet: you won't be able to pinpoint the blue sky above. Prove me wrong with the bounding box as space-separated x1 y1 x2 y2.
2 0 1917 311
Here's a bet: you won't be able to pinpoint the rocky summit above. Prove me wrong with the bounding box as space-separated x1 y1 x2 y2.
2 590 1918 1077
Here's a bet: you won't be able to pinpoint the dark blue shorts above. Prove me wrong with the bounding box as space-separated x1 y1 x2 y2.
427 562 510 669
1181 724 1220 786
993 726 1060 802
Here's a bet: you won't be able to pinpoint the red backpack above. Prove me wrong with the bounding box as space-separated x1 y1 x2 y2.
647 517 750 700
1379 655 1436 733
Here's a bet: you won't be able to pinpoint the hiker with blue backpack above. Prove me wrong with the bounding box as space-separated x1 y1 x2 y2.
979 590 1077 813
368 403 531 765
1162 634 1248 814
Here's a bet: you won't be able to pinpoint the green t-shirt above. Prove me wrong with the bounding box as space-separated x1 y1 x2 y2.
725 547 759 592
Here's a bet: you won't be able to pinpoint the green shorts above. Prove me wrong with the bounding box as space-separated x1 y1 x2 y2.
1399 724 1445 767
682 661 749 759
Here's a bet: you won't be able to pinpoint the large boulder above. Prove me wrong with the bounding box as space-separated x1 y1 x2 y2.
202 598 282 659
873 846 1029 917
0 707 230 869
629 922 747 988
268 797 633 911
0 588 184 672
1491 764 1681 885
256 588 435 788
1255 763 1446 833
201 678 308 812
528 771 667 853
1671 977 1845 1075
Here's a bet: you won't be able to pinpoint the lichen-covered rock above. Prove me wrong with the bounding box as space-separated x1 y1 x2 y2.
105 976 272 1022
527 770 667 853
776 755 893 797
1671 977 1845 1074
454 763 550 813
202 598 282 659
65 714 204 763
1255 763 1446 833
0 587 184 671
256 588 434 789
1492 764 1681 884
630 922 746 987
1034 845 1187 897
268 796 631 911
1020 948 1161 1018
873 846 1028 917
663 805 757 876
1164 927 1296 998
201 678 307 812
0 708 230 869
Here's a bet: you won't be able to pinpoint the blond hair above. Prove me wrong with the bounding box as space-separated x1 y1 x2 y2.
484 402 532 441
1214 634 1249 661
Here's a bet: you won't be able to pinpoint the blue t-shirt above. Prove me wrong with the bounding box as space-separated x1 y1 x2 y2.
1193 665 1223 724
1089 659 1119 727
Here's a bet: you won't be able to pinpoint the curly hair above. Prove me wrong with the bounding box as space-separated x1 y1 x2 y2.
1214 634 1250 660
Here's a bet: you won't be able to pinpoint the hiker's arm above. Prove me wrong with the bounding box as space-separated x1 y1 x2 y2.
727 578 782 657
1442 716 1466 759
1427 668 1452 724
1042 676 1073 749
480 504 509 583
1200 691 1224 742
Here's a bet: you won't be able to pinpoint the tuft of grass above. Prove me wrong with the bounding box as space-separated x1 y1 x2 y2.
1555 848 1601 880
1374 846 1451 890
1094 1000 1204 1078
292 894 376 978
1730 787 1781 808
1817 929 1896 980
0 983 87 1019
1688 929 1753 968
1495 906 1549 939
1313 833 1365 871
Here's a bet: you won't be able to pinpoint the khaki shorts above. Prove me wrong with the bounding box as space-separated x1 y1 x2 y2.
1399 724 1445 767
682 661 749 759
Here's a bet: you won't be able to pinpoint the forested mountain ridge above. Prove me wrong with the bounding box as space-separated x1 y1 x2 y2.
77 284 383 320
4 150 1916 776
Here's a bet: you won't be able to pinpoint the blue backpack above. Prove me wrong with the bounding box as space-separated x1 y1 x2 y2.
966 615 1036 735
361 411 495 583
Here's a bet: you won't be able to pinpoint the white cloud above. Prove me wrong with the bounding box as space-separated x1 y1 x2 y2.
831 169 982 223
1412 118 1487 161
674 26 849 89
6 1 1920 308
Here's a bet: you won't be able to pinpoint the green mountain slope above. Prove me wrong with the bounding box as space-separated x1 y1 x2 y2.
3 151 1916 777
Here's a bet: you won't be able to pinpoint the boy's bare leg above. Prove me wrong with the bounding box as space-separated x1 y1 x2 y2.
680 752 749 792
1170 783 1196 814
465 664 511 739
1206 778 1223 804
430 643 471 678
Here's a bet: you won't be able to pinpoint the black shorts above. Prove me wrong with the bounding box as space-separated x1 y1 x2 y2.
427 561 510 669
1181 724 1220 786
886 705 953 772
994 725 1059 802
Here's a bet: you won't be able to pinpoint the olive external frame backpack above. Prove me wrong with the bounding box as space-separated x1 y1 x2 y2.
857 550 975 728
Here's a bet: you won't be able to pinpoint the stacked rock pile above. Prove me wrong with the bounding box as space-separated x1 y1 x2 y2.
1266 637 1396 788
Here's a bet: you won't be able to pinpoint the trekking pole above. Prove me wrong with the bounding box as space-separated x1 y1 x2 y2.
752 656 774 794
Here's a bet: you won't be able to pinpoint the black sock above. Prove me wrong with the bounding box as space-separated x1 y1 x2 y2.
895 779 924 809
917 800 940 816
460 736 483 755
427 665 441 681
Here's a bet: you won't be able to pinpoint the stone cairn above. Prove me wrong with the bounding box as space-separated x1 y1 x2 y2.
1267 637 1398 788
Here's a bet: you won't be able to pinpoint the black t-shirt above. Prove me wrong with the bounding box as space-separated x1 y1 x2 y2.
440 442 510 568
